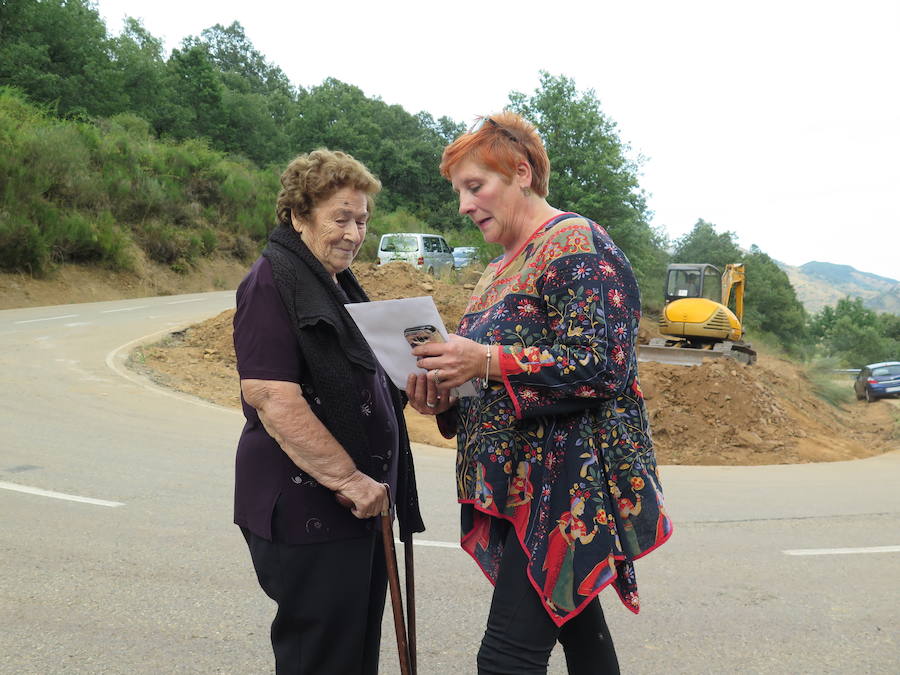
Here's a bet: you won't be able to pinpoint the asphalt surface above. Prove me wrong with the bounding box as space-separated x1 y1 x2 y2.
1 293 898 674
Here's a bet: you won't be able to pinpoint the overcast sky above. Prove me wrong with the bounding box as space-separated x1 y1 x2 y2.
95 0 899 280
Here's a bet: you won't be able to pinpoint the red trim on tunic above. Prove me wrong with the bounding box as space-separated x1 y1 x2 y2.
499 347 524 419
630 517 674 562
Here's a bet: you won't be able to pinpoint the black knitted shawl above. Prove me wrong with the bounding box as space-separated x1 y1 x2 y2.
262 224 424 540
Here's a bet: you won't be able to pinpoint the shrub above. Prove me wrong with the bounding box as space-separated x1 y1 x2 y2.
0 212 49 274
34 209 132 269
22 123 102 208
139 222 185 265
226 232 259 261
0 90 280 270
199 229 218 256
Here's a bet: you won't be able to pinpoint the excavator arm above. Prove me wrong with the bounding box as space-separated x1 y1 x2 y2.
721 264 745 329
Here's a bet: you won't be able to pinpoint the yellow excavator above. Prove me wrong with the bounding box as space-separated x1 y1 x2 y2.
639 263 757 366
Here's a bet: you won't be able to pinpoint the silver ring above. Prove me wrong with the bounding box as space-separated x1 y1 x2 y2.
426 401 436 409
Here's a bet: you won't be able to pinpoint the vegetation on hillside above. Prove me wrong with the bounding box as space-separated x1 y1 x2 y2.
0 87 276 273
0 2 661 289
1 0 895 365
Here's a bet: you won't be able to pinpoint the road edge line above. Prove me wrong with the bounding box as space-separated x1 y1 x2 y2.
105 326 241 416
783 545 900 556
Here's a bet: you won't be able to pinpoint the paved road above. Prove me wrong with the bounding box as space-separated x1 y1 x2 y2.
1 294 898 674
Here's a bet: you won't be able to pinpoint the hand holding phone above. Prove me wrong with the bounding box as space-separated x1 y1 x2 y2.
403 325 445 348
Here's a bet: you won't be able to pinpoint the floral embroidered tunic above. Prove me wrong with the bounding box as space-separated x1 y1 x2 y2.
455 212 673 626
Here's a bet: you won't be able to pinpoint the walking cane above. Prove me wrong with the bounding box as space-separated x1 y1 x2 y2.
404 535 416 674
338 488 416 674
381 492 416 675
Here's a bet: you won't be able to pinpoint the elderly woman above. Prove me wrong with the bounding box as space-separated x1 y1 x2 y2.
407 113 672 674
233 149 424 674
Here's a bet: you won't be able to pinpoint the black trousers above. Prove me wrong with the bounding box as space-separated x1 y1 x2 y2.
477 522 620 675
241 527 387 675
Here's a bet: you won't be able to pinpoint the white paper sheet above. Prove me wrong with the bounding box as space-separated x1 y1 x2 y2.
344 296 478 396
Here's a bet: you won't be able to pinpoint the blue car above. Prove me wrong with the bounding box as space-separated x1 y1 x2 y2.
854 361 900 402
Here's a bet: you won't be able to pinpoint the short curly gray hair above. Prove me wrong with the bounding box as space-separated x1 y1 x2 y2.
275 149 382 225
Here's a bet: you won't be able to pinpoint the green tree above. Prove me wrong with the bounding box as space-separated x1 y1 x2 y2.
810 297 873 340
671 219 744 269
808 304 835 341
826 318 894 367
163 44 225 142
111 18 170 128
878 312 900 341
189 22 294 98
290 79 458 223
418 111 466 146
217 87 286 165
741 245 808 349
171 22 298 164
507 72 667 298
0 0 125 117
810 297 899 366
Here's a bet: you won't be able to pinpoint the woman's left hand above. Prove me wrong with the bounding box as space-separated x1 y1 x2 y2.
412 334 484 388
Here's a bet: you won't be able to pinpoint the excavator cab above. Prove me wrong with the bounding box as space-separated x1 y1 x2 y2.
664 264 723 303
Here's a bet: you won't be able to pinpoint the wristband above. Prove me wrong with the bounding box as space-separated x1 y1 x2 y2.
483 345 492 389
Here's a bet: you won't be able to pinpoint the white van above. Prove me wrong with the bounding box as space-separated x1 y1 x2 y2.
377 233 455 277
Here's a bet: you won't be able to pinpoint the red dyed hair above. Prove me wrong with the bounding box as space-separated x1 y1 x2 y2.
439 111 550 197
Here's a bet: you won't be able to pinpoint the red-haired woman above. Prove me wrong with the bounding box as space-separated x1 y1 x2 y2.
407 112 672 674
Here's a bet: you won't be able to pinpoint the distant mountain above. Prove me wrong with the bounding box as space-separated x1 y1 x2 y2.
777 261 899 314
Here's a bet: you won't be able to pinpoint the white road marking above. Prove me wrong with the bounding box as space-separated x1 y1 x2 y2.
395 538 459 549
165 298 206 305
64 322 92 327
783 545 900 556
101 305 149 314
15 314 78 324
0 481 124 507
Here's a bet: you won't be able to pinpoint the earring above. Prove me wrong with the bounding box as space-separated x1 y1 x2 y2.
521 187 532 197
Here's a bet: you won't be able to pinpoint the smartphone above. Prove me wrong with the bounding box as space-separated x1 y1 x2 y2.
403 324 445 348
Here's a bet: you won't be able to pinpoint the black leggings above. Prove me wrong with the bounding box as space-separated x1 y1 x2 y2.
477 523 620 675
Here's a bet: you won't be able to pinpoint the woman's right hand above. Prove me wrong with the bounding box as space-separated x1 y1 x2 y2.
334 471 389 519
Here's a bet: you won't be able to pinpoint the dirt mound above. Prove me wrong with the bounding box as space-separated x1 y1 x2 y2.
130 262 897 464
350 262 475 331
639 356 894 464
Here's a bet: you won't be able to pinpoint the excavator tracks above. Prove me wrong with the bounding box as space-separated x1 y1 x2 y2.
638 339 757 367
